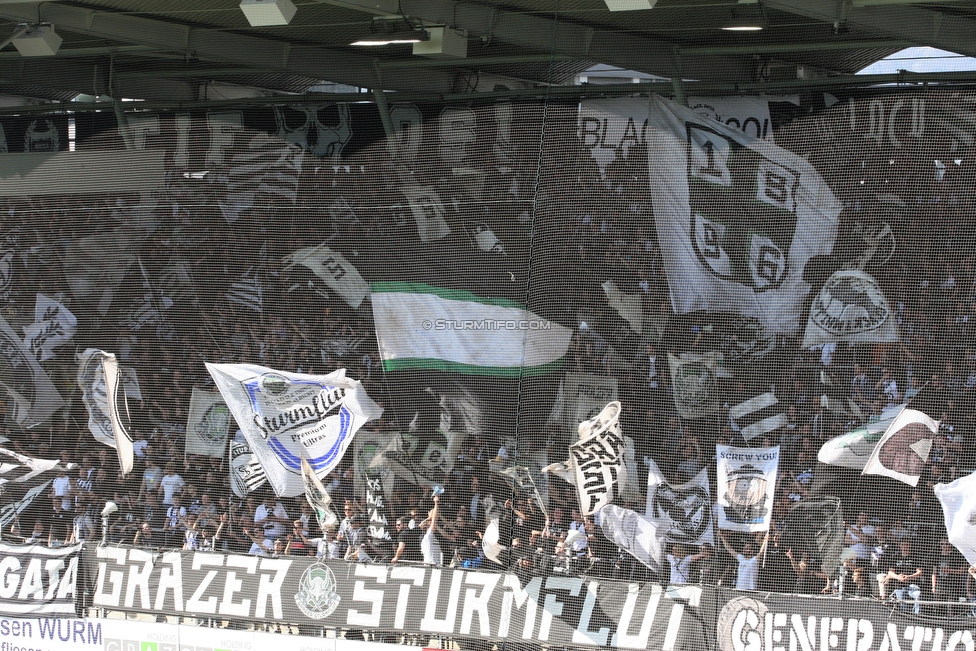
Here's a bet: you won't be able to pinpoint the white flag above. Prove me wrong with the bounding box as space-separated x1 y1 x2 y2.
302 456 337 530
645 94 840 333
185 388 231 458
23 294 76 361
646 458 714 545
207 363 382 497
284 244 369 309
101 355 134 476
934 472 976 567
801 269 899 348
598 505 664 572
862 408 938 487
601 280 642 333
716 444 779 532
568 401 627 515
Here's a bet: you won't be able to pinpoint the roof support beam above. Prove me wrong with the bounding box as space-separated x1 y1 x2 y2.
0 2 458 93
396 0 757 82
0 58 199 101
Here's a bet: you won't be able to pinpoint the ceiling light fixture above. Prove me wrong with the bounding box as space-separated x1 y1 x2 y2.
351 29 430 46
11 23 62 57
240 0 297 27
603 0 658 9
722 1 767 31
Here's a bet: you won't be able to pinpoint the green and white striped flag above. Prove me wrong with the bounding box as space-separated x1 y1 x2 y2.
371 282 573 377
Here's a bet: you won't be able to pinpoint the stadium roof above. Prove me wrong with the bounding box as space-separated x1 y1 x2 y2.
0 0 972 109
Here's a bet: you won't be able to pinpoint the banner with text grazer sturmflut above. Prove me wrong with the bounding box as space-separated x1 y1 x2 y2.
207 364 382 497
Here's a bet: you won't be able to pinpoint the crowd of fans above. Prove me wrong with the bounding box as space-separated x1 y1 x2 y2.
0 98 973 616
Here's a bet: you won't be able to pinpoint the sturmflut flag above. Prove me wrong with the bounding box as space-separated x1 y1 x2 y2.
862 408 938 487
598 505 665 572
284 244 369 309
729 391 788 441
23 294 76 362
645 458 714 545
818 404 905 469
371 282 573 376
716 444 780 532
185 388 232 458
934 472 976 566
646 94 841 334
208 364 382 497
801 269 899 348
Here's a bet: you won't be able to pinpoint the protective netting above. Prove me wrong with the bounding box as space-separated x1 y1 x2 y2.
0 88 975 647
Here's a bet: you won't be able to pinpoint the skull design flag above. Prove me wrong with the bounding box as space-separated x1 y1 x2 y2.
716 444 779 533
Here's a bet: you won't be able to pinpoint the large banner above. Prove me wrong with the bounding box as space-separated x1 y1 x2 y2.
208 364 382 496
0 543 81 615
645 94 841 334
85 545 710 647
716 445 780 533
81 545 976 650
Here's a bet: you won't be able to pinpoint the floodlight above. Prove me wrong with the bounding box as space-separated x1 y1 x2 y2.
603 0 657 9
12 24 62 57
240 0 297 27
722 3 767 30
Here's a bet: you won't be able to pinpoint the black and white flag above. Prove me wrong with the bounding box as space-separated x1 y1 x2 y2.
802 269 899 348
729 392 787 441
561 402 628 515
0 447 70 530
23 294 76 362
76 349 134 476
284 244 369 309
668 352 721 419
321 336 367 359
229 437 267 498
400 184 451 242
562 373 618 430
645 458 714 545
225 266 263 312
643 95 840 334
0 315 64 429
217 133 303 224
716 444 780 533
365 470 392 542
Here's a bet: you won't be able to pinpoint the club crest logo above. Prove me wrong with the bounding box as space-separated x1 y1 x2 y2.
295 561 340 619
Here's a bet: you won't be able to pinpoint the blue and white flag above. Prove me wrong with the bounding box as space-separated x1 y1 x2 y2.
207 363 383 496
